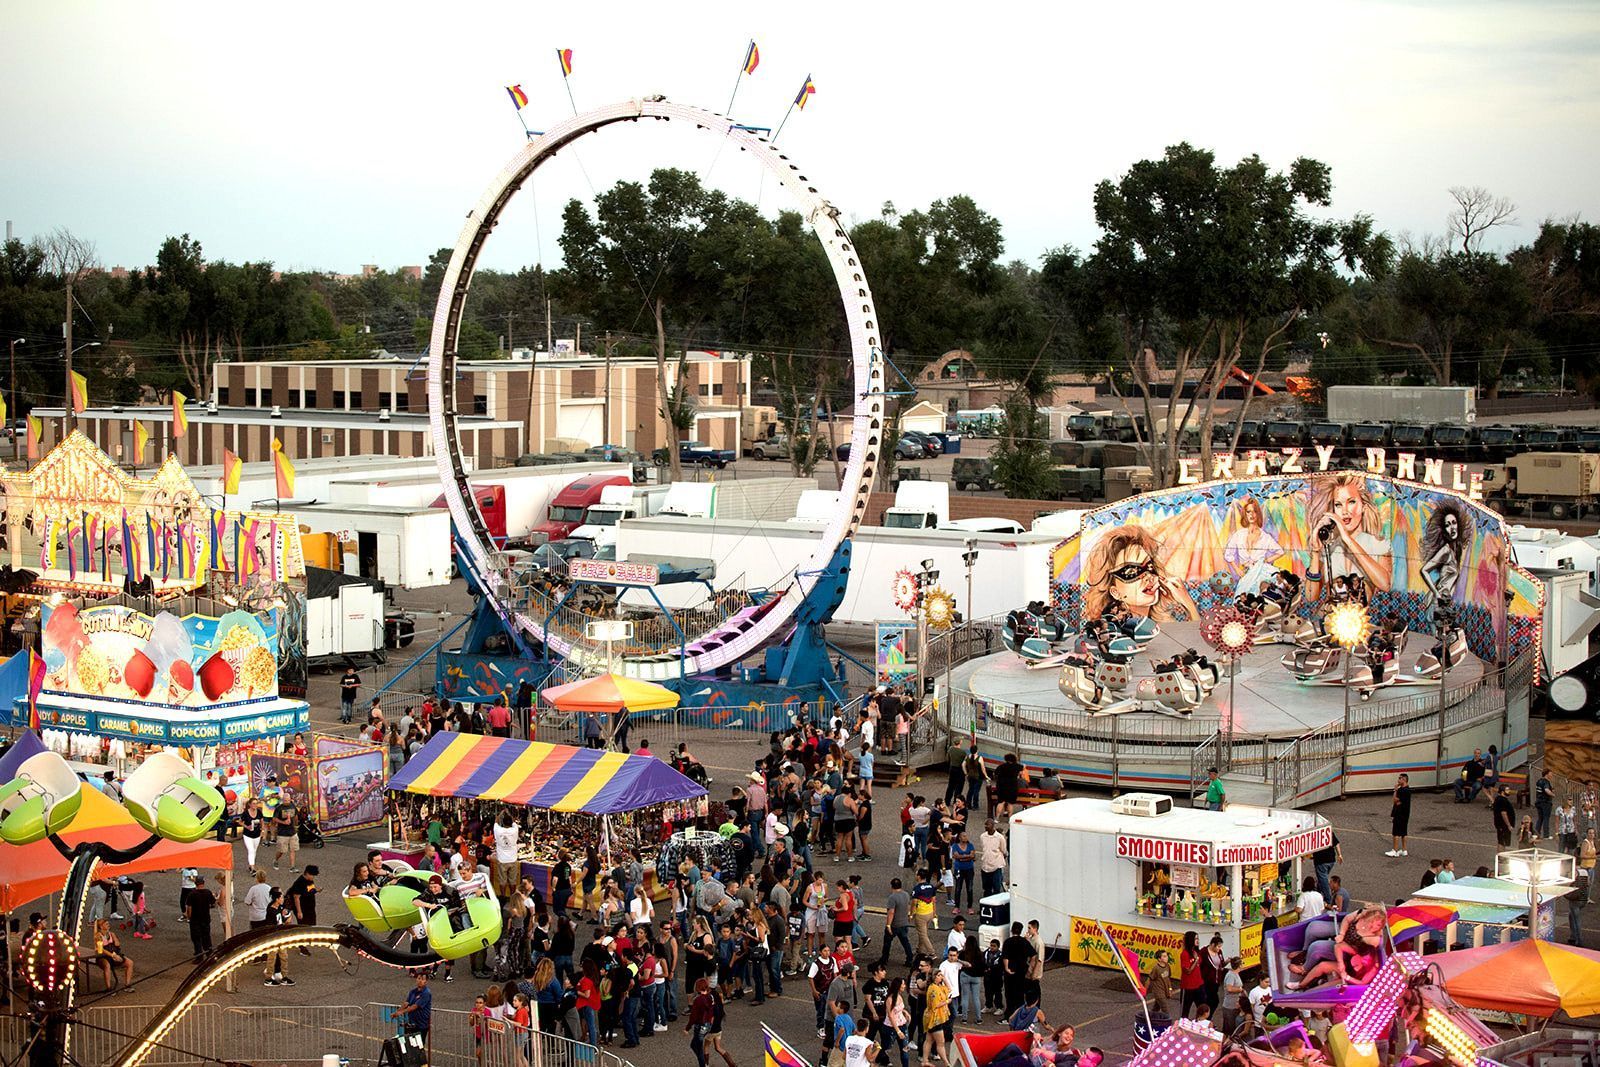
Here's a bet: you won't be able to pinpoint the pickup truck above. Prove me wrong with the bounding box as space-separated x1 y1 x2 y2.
751 435 793 460
652 441 736 469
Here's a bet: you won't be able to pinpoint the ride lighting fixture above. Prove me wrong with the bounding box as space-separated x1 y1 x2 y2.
23 929 75 1001
1325 601 1372 650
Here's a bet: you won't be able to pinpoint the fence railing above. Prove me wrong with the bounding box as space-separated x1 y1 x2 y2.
960 648 1533 802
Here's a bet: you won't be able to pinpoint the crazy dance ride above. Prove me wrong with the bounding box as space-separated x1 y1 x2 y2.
950 463 1541 797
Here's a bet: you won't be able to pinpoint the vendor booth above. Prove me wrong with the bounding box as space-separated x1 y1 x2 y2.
1009 795 1331 970
0 434 310 779
380 732 706 899
1398 875 1570 947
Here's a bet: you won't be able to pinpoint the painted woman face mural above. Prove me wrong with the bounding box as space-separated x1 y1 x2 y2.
1308 474 1392 601
1420 498 1473 606
1083 524 1199 623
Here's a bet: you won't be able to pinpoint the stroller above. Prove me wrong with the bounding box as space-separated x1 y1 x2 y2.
297 815 326 849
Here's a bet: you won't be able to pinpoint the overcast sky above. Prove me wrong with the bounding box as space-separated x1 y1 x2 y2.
4 0 1597 276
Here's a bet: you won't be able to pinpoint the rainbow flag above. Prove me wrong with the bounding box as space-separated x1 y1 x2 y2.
26 414 42 460
761 1024 811 1067
557 48 573 77
209 510 225 571
120 510 137 581
742 40 760 75
1100 920 1147 998
272 437 296 498
177 521 191 580
1387 903 1458 943
102 520 113 582
66 523 77 579
794 75 816 109
69 370 89 414
134 421 150 461
221 448 243 494
81 512 93 566
146 511 157 563
172 390 189 438
506 84 529 109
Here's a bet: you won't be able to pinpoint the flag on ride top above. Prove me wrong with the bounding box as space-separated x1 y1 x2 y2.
794 74 816 109
172 390 189 438
272 437 296 498
120 510 138 582
145 511 158 565
1099 920 1147 998
209 509 226 571
133 421 149 461
40 519 52 570
761 1023 812 1067
557 48 574 77
81 512 93 568
66 521 77 579
0 390 7 428
26 414 42 460
69 370 88 414
506 84 529 110
742 40 760 75
102 519 113 582
221 449 243 494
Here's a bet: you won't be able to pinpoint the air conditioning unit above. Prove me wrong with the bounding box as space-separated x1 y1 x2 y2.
1110 793 1173 817
378 408 391 422
270 405 283 418
206 401 217 414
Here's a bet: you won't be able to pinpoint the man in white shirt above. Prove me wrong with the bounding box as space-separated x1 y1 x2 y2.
908 800 933 857
1249 974 1274 1025
939 946 966 1017
1294 876 1326 921
491 813 521 895
843 1033 876 1067
947 916 971 954
978 819 1009 899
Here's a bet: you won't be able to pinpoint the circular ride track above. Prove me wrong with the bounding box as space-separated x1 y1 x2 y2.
429 97 884 680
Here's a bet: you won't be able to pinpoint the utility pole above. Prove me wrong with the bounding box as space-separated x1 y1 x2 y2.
603 330 613 446
8 337 23 449
503 311 515 356
63 281 74 433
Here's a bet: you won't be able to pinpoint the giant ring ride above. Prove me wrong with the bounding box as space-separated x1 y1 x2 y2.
429 97 885 679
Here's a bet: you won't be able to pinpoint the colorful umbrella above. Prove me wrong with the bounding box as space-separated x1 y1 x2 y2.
540 673 680 715
1430 938 1600 1017
1386 903 1458 943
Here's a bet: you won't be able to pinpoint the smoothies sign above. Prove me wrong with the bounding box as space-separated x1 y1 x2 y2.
1276 826 1334 862
1116 834 1212 866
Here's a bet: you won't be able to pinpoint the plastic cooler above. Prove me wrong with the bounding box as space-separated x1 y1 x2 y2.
979 892 1010 927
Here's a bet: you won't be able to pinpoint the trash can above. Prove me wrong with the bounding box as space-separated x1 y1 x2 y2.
933 432 962 454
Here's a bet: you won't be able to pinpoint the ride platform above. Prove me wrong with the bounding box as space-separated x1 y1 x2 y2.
951 620 1520 800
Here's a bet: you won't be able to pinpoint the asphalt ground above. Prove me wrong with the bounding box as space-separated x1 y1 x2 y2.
33 628 1594 1067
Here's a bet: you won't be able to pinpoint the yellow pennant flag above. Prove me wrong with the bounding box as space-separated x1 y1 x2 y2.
172 391 189 438
221 448 243 494
26 414 42 461
0 391 7 427
134 421 150 460
69 371 88 414
272 437 296 498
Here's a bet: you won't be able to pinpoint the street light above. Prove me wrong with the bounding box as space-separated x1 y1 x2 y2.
1325 601 1371 795
1495 847 1574 942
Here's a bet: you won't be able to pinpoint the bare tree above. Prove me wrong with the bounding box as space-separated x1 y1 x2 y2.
1447 186 1517 253
40 226 99 283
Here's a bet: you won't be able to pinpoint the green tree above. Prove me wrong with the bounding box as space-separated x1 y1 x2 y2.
1079 143 1388 486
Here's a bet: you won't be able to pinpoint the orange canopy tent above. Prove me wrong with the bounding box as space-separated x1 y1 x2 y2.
540 673 680 715
1430 938 1600 1018
0 781 233 914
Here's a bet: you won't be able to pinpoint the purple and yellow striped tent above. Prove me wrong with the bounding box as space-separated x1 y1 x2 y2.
387 733 704 815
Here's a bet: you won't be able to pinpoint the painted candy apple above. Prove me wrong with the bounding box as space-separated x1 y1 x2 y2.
198 653 235 701
124 650 157 698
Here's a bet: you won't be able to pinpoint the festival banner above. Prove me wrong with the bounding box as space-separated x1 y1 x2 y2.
315 746 387 833
875 621 914 684
1068 914 1267 972
40 602 280 708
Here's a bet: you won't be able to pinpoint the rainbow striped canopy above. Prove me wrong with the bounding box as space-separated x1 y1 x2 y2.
387 733 703 815
1431 938 1600 1017
540 673 680 715
1386 903 1458 943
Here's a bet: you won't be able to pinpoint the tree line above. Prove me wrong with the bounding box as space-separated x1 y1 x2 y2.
3 147 1596 491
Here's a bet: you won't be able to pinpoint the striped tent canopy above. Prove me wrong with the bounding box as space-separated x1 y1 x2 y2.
387 733 704 815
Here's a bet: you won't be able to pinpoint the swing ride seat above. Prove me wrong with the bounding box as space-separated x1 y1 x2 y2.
121 753 227 843
343 868 434 933
424 875 503 961
1264 912 1382 1010
0 751 85 845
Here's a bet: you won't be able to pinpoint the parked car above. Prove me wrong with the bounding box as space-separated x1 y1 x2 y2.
900 430 944 457
652 441 736 468
584 444 641 463
836 438 924 461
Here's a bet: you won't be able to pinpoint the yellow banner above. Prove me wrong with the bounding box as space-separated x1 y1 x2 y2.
1067 915 1266 971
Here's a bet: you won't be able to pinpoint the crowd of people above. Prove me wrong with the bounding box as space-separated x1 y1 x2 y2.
365 712 1077 1067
